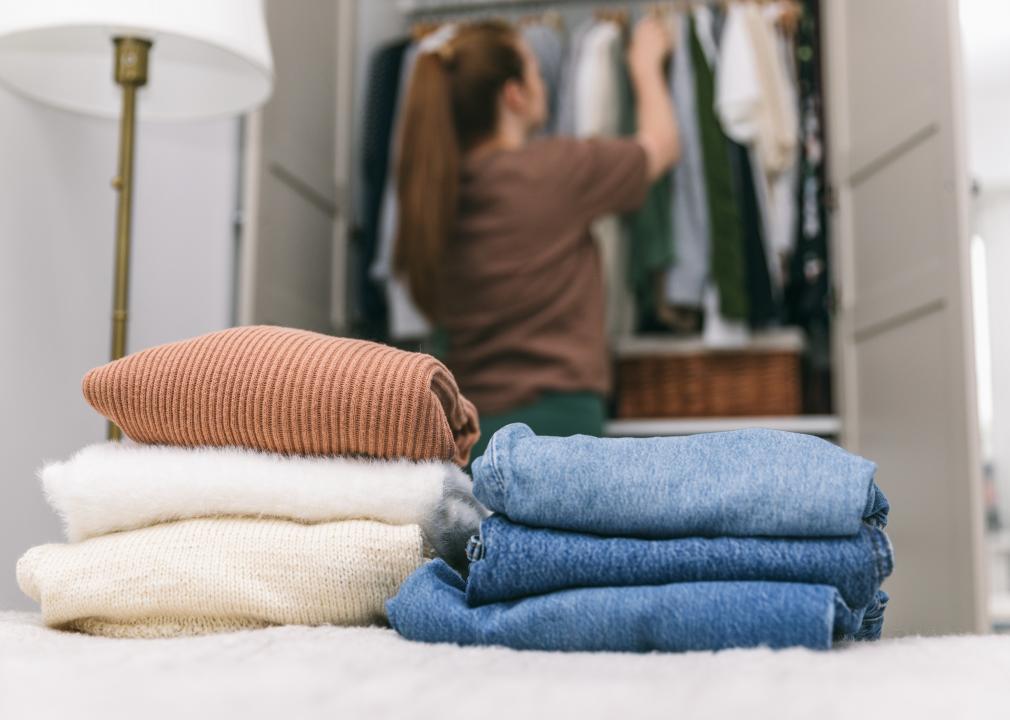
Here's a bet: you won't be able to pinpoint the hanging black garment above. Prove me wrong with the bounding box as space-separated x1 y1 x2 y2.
728 141 778 329
785 0 832 413
357 38 409 340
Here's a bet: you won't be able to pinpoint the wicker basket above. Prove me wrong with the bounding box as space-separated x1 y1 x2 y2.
615 330 803 419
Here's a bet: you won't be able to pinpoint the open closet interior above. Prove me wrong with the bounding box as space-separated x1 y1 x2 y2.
347 0 836 439
241 0 987 636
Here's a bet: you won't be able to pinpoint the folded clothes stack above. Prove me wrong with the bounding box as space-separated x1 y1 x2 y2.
17 325 484 638
388 423 893 652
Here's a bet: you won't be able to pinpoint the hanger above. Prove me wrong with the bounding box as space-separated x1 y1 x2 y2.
411 20 443 41
646 3 672 19
594 7 630 33
775 0 804 36
541 10 565 33
519 10 565 33
650 3 681 50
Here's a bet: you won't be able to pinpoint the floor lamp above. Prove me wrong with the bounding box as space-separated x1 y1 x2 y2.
0 0 274 439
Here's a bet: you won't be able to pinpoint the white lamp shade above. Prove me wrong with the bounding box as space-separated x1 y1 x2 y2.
0 0 274 120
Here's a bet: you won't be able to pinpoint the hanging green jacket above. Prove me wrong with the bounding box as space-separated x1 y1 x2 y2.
619 33 675 326
690 16 749 321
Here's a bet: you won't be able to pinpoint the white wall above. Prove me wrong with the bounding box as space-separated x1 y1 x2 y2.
974 191 1010 521
0 86 238 610
961 0 1010 526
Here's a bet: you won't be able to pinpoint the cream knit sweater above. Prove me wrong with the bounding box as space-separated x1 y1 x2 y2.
17 518 427 638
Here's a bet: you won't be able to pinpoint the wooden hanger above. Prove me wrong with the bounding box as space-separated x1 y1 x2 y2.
411 20 443 41
646 3 673 20
595 7 630 33
519 10 565 33
541 10 565 33
776 0 804 36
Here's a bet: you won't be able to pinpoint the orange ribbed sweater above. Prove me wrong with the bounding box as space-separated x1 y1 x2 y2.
82 326 480 466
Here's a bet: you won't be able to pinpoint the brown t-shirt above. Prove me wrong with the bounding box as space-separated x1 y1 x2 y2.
442 136 650 415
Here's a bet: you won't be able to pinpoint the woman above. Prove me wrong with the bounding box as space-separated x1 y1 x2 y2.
395 17 679 460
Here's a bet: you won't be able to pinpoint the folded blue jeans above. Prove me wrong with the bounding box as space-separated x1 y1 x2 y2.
465 515 893 609
473 424 888 538
387 559 889 652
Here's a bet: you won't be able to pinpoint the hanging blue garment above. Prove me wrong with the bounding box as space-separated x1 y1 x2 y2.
665 10 711 309
520 23 564 131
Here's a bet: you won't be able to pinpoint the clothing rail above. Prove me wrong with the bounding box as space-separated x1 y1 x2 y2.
399 0 685 17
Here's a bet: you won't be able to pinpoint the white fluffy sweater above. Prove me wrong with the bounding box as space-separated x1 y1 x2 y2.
17 518 426 638
40 442 485 570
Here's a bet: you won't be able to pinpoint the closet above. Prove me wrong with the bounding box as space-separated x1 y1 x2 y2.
239 0 984 638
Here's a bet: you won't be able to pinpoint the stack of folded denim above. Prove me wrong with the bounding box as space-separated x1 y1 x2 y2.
388 423 893 652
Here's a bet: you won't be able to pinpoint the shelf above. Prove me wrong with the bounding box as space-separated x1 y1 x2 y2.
399 0 663 15
614 328 805 357
605 415 842 437
400 0 541 12
990 593 1010 627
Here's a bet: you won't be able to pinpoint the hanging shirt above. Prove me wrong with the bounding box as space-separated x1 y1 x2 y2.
443 138 649 415
693 5 720 66
785 3 831 383
573 20 635 338
621 10 683 331
717 4 796 179
729 140 778 328
370 42 416 288
623 47 673 327
717 4 799 296
555 18 595 137
715 4 763 146
665 10 711 310
766 4 801 262
690 12 749 324
574 22 622 137
746 4 797 176
358 38 409 337
521 22 564 133
746 5 798 298
715 3 776 293
370 42 433 341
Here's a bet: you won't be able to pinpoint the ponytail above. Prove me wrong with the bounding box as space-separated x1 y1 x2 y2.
394 52 459 321
393 21 525 323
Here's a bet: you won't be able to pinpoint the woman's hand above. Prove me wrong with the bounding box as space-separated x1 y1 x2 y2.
628 15 673 76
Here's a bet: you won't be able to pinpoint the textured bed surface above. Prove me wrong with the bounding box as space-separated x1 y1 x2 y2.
1 611 1007 719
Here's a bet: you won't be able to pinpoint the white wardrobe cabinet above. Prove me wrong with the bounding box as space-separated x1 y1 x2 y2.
825 0 985 635
238 0 357 335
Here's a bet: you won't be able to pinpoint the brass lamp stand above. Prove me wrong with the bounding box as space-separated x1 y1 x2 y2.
107 37 151 441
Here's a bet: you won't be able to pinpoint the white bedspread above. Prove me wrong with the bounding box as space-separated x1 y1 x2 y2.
1 611 1007 720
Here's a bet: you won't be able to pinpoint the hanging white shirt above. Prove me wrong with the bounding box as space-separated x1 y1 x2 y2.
765 3 802 260
574 20 634 338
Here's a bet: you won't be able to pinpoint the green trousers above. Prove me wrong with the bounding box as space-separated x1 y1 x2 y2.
469 391 606 470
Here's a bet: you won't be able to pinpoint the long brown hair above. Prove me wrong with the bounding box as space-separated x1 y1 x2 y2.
394 21 525 321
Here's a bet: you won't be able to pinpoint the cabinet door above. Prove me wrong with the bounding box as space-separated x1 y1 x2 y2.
826 0 986 634
237 0 345 333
